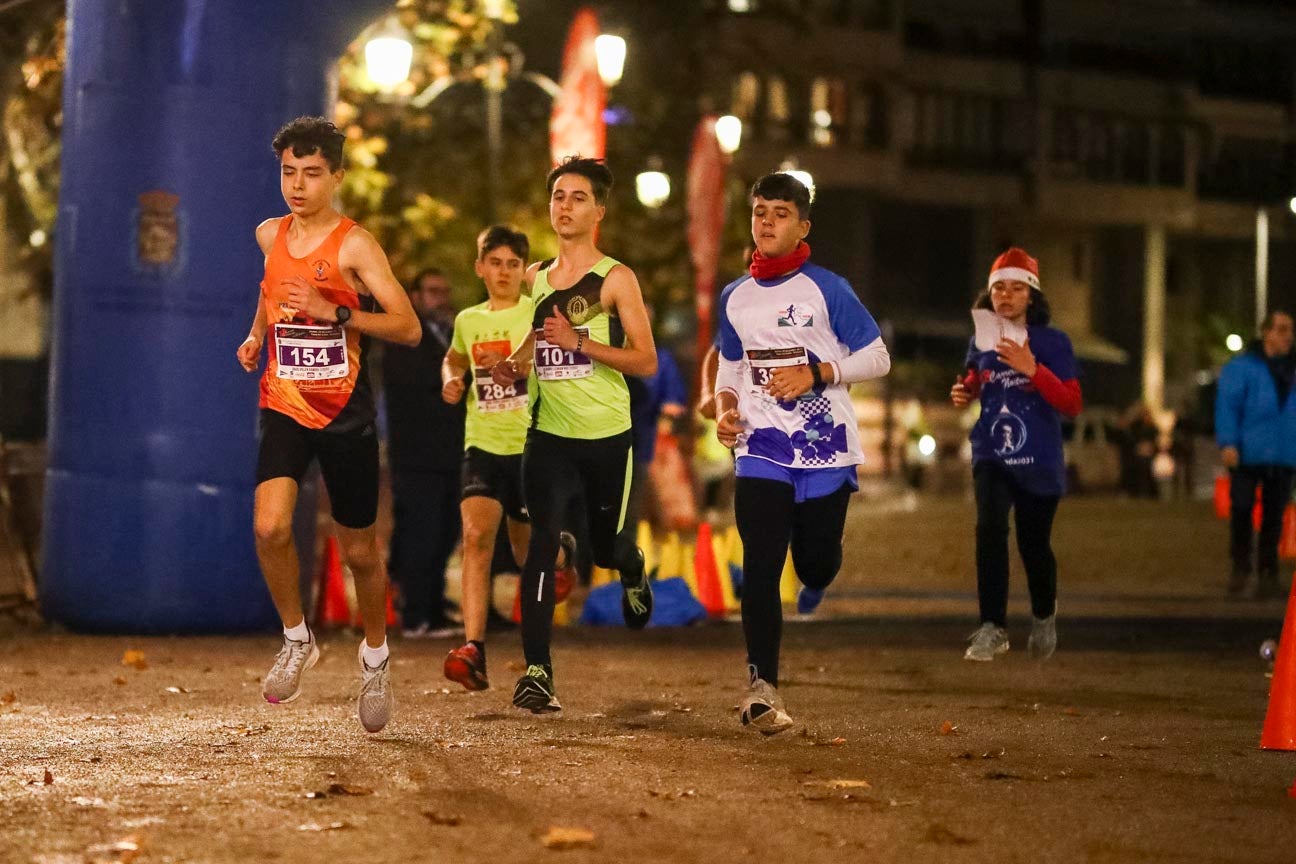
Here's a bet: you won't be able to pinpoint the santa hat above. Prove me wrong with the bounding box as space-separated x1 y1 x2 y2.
987 247 1040 291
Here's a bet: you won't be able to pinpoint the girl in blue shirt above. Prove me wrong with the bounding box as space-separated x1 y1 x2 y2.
950 248 1082 662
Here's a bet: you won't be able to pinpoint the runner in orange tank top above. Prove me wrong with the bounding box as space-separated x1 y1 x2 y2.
259 213 373 431
234 117 421 733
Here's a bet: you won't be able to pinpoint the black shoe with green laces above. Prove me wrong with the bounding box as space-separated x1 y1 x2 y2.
621 556 655 630
512 664 562 714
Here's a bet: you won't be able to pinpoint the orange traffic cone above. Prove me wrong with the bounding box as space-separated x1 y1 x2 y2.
693 523 725 619
1280 505 1296 560
315 536 352 628
1213 474 1230 520
385 584 400 628
1261 579 1296 750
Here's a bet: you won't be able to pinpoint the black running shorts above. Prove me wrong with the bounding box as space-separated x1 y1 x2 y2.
255 408 379 529
460 447 529 523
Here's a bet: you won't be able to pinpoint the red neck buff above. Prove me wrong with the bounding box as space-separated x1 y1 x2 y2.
749 241 810 280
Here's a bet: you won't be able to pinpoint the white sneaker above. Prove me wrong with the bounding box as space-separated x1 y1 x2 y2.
739 665 795 735
1028 614 1057 660
964 622 1009 662
357 643 394 733
262 632 319 704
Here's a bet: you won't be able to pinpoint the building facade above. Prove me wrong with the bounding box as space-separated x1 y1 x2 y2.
697 0 1296 414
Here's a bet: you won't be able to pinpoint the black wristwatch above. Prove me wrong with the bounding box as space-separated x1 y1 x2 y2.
335 305 352 326
809 362 824 388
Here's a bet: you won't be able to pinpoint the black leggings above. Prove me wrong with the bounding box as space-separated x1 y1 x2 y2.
973 462 1059 626
1228 465 1294 578
520 428 643 666
734 477 852 686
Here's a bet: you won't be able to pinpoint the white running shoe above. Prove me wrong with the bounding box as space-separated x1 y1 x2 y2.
964 622 1009 662
739 665 795 735
1028 614 1057 660
357 642 394 733
262 632 319 704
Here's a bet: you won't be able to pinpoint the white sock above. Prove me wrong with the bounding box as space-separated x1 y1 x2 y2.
361 639 389 668
284 620 310 642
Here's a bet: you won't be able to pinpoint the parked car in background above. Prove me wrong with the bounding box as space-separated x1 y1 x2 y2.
1063 409 1122 492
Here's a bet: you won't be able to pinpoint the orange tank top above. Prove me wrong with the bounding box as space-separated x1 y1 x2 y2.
258 215 375 431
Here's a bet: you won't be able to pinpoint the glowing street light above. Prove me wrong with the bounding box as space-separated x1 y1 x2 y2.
635 168 670 208
778 163 815 201
918 435 937 458
1289 196 1296 216
594 34 626 87
1226 333 1244 352
364 17 413 90
715 115 743 155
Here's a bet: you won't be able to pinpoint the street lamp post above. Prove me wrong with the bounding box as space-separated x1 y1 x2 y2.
363 16 624 225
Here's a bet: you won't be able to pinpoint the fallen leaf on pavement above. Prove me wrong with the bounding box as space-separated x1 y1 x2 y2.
0 691 14 705
541 826 596 849
120 650 148 671
43 769 53 785
647 788 697 800
112 677 128 686
939 720 958 735
423 811 463 826
85 834 143 863
924 824 975 846
326 783 374 797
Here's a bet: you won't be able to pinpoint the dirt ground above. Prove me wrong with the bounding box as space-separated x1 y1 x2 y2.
2 496 1294 863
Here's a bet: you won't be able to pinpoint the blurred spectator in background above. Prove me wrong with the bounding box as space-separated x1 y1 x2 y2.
1216 310 1296 600
382 268 465 636
1116 403 1159 499
627 344 689 532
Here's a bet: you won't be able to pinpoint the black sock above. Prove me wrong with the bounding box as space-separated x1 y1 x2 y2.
470 640 486 669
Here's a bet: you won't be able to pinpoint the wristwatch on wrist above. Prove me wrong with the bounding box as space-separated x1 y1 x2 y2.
335 305 352 326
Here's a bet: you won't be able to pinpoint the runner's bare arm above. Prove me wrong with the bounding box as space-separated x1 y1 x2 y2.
282 227 421 346
492 330 536 385
540 264 656 377
237 219 282 371
442 347 469 404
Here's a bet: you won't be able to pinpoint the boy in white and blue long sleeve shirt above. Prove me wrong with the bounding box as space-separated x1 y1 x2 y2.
714 173 890 734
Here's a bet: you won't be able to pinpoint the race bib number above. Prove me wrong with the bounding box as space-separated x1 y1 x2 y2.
274 323 349 380
534 328 593 380
747 346 806 388
474 371 529 413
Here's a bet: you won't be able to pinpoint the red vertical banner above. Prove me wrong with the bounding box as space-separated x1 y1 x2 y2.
549 7 607 165
687 115 729 388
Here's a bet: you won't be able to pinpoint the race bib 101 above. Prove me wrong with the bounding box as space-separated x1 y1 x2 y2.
534 328 593 380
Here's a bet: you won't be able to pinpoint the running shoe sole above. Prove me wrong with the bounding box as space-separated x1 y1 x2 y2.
740 701 795 735
512 678 562 714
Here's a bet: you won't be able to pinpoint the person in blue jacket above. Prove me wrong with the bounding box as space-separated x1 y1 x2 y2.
1215 310 1296 599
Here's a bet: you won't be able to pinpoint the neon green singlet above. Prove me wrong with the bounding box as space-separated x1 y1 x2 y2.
529 256 631 439
450 297 535 456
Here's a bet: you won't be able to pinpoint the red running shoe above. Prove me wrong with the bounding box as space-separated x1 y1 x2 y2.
444 642 489 691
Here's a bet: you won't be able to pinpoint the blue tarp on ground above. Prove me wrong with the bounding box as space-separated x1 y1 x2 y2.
578 577 707 627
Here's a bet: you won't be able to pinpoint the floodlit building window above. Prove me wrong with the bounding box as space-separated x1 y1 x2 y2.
731 72 760 122
766 74 791 141
809 77 847 147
